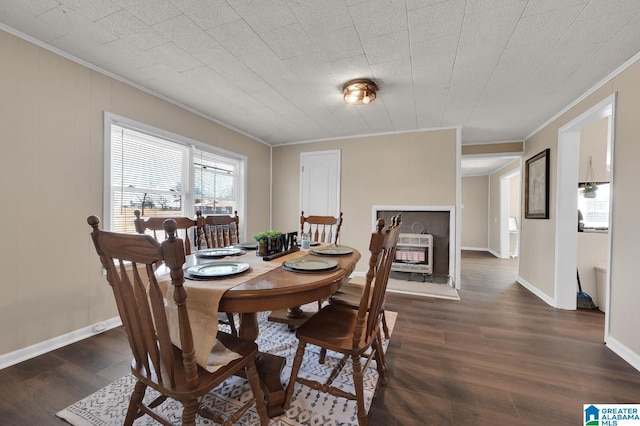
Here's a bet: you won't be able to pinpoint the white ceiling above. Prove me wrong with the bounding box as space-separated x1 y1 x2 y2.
1 0 639 151
460 155 520 176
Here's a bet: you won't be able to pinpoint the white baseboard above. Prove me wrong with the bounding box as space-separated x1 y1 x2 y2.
516 276 556 307
605 335 640 373
461 247 513 260
0 317 122 370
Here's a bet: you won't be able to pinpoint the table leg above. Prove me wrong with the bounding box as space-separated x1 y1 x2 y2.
239 313 286 418
267 306 314 329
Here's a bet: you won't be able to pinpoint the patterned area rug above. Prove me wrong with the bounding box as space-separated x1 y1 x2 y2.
57 309 397 426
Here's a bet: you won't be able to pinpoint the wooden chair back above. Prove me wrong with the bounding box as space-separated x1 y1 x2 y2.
89 216 194 390
357 215 402 345
283 215 401 425
88 216 268 425
300 210 343 244
133 210 197 255
196 210 240 248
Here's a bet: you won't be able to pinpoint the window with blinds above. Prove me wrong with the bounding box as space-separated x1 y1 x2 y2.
578 183 610 231
106 115 242 234
194 149 236 216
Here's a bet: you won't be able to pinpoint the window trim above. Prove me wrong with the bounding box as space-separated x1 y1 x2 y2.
103 112 247 238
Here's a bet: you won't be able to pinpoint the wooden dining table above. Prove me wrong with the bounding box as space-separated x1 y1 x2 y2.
157 245 361 417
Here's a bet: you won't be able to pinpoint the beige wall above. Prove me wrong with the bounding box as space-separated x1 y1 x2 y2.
0 30 271 356
462 141 523 156
577 232 608 308
271 129 458 274
520 57 640 361
579 117 610 183
461 176 489 249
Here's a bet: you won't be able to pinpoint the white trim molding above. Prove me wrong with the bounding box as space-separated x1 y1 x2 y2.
0 317 122 370
517 276 555 307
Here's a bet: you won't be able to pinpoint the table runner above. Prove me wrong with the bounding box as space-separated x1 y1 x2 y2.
159 249 308 372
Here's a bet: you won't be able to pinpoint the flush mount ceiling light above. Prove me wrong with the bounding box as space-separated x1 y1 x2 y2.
342 79 378 105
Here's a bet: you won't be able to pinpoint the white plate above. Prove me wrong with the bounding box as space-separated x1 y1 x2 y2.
282 258 338 272
186 261 250 278
196 248 242 258
310 246 353 256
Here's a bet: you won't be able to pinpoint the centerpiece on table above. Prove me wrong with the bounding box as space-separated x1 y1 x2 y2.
252 230 299 259
252 230 283 256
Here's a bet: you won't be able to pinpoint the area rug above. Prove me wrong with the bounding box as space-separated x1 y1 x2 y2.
57 309 397 426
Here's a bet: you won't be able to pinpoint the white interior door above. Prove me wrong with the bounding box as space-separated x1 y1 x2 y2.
300 150 341 216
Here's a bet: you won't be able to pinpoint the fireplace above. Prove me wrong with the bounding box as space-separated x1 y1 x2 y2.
392 233 433 275
374 206 454 284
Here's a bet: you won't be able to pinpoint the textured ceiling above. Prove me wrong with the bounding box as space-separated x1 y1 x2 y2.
1 0 639 149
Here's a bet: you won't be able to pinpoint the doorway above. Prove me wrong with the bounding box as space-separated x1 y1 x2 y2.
500 167 521 260
556 93 615 339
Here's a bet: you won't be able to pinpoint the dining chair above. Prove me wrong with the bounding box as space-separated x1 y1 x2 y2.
134 210 197 255
302 210 344 310
134 210 238 334
283 216 401 426
195 210 241 335
329 276 391 338
268 211 345 329
87 216 268 426
300 210 343 244
196 211 240 249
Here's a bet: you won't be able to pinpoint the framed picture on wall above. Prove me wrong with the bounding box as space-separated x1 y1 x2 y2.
525 148 550 219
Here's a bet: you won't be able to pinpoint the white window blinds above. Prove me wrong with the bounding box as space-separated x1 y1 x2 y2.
106 117 242 234
110 124 188 233
193 149 236 216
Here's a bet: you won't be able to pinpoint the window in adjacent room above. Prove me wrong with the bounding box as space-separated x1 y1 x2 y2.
577 182 610 231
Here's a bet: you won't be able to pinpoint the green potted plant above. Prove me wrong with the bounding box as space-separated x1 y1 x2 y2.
252 230 283 256
582 181 598 198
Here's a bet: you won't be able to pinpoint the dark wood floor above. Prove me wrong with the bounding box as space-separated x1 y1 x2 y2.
2 250 639 425
370 251 640 425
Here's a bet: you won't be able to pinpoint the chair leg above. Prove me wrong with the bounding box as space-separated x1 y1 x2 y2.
181 399 198 426
124 381 146 426
226 313 237 336
284 342 307 409
245 358 269 425
381 308 390 339
374 332 388 385
319 347 327 364
351 354 368 426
